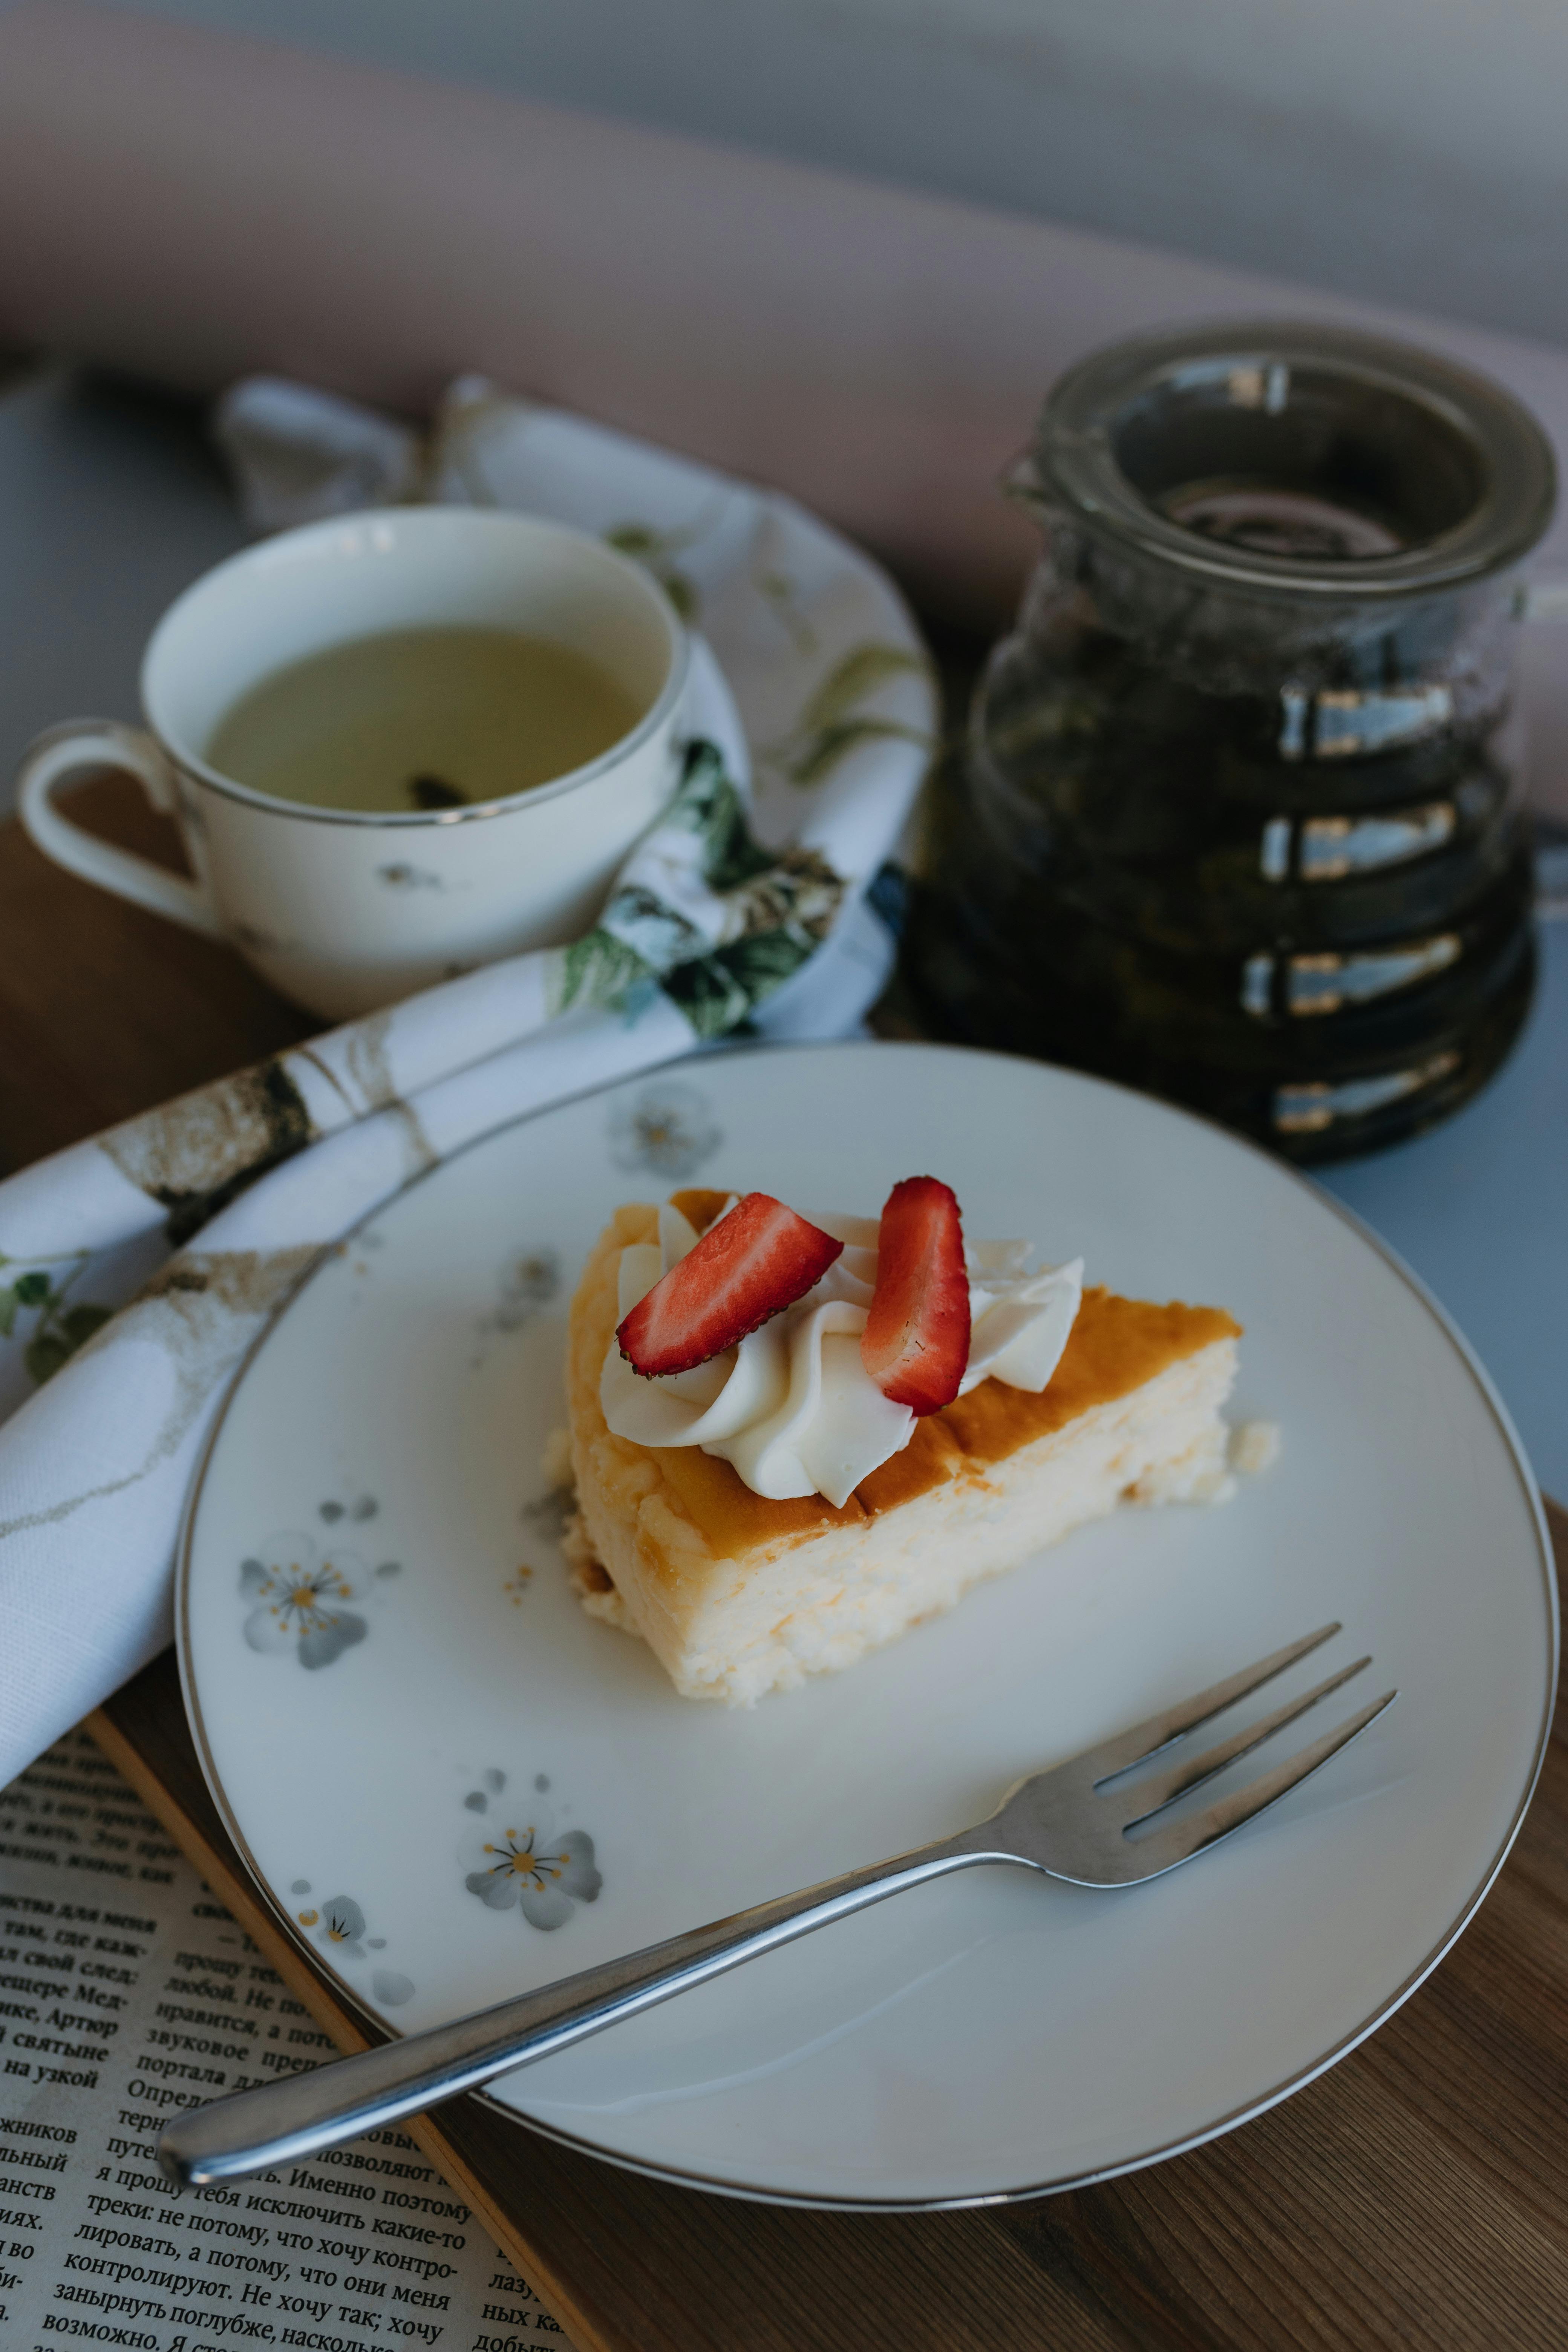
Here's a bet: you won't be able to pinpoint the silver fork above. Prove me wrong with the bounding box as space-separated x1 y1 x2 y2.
159 1623 1393 2187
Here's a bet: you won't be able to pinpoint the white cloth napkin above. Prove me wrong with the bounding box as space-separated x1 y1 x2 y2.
0 381 936 1787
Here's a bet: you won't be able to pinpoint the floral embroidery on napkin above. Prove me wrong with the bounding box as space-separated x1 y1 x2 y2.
551 741 845 1035
0 1252 113 1387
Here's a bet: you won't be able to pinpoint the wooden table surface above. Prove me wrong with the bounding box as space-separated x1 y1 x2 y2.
7 785 1568 2350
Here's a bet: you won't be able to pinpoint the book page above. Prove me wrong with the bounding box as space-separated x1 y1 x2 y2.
0 1729 570 2352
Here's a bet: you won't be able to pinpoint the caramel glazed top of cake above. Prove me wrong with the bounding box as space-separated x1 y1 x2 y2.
575 1188 1242 1560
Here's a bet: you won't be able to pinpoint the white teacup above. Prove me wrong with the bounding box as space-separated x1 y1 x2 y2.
16 508 690 1020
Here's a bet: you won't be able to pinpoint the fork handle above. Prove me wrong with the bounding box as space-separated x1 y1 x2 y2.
159 1831 998 2186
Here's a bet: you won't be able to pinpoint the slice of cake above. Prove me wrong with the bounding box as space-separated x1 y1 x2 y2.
563 1185 1249 1707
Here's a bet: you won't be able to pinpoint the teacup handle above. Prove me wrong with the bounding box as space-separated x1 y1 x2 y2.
17 722 224 938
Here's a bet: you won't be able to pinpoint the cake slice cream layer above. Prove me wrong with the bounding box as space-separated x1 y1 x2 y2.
566 1196 1242 1707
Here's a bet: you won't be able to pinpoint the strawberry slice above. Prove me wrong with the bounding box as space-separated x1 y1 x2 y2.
617 1193 844 1377
860 1176 971 1414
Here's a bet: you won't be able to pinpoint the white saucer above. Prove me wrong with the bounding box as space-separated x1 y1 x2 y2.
178 1043 1556 2207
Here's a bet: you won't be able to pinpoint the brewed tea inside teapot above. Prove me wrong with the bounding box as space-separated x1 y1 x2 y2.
906 321 1556 1159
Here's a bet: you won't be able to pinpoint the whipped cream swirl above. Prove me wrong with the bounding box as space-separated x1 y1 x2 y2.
600 1199 1083 1508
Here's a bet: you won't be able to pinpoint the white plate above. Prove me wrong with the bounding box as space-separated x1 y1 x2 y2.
178 1043 1556 2208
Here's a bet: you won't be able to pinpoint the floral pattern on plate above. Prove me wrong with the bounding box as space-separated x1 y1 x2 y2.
239 1491 404 1666
240 1532 371 1668
292 1883 414 2006
486 1247 560 1334
463 1783 603 1931
470 1245 562 1369
608 1081 721 1180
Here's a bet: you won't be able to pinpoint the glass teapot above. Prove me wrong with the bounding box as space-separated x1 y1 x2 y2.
907 322 1557 1159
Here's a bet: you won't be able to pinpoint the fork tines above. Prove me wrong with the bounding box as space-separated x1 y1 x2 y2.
1089 1625 1396 1882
